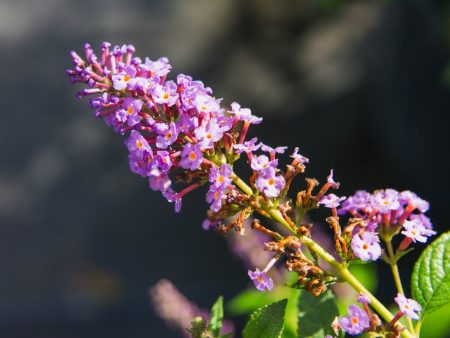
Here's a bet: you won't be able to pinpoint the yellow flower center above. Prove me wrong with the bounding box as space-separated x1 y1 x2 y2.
162 92 169 100
124 74 130 82
136 140 143 149
127 107 134 115
351 317 359 324
190 152 197 160
268 178 275 186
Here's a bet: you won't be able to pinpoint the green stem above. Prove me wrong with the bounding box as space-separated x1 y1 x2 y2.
386 241 416 336
230 175 414 338
415 320 422 337
230 173 253 196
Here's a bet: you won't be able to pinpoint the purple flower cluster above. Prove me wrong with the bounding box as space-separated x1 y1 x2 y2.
67 42 295 215
338 189 435 261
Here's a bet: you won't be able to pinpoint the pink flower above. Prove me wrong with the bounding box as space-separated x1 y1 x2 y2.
250 154 278 172
318 194 346 208
248 269 273 292
327 169 340 189
233 137 261 154
179 143 203 170
290 147 309 164
194 119 224 150
122 97 143 126
255 167 285 198
209 164 232 190
206 185 226 212
126 130 152 159
339 305 370 335
402 219 436 243
229 102 262 124
395 293 421 320
399 190 429 212
371 189 400 213
259 143 287 154
351 232 381 261
155 122 179 149
152 81 179 106
357 293 371 304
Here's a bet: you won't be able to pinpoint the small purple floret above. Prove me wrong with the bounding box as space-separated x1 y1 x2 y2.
255 166 285 198
179 143 203 170
229 102 262 124
209 164 232 190
339 305 370 336
402 219 436 243
395 293 421 320
318 194 346 209
351 232 381 261
357 293 371 304
248 269 273 292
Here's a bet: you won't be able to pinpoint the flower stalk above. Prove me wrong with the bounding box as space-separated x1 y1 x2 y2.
67 42 435 338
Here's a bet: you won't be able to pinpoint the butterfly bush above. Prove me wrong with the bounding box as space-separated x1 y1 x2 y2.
67 42 439 338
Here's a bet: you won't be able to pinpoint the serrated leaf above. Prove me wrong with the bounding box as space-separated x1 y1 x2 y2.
209 296 224 337
297 290 339 338
411 231 450 317
243 299 287 338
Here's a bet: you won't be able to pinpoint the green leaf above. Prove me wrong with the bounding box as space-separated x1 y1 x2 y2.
243 299 287 338
209 296 224 337
297 290 339 338
411 231 450 317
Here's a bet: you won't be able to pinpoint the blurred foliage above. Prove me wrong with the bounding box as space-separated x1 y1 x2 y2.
348 264 378 294
420 302 450 338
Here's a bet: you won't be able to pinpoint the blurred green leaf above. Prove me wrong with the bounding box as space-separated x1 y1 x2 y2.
411 231 450 316
243 299 287 338
228 289 272 316
420 302 450 338
348 263 378 293
297 290 339 338
209 296 224 337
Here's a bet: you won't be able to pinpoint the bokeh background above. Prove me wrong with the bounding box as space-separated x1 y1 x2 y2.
1 0 449 337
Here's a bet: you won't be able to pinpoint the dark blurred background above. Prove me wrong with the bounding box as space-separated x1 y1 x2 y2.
1 0 449 337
